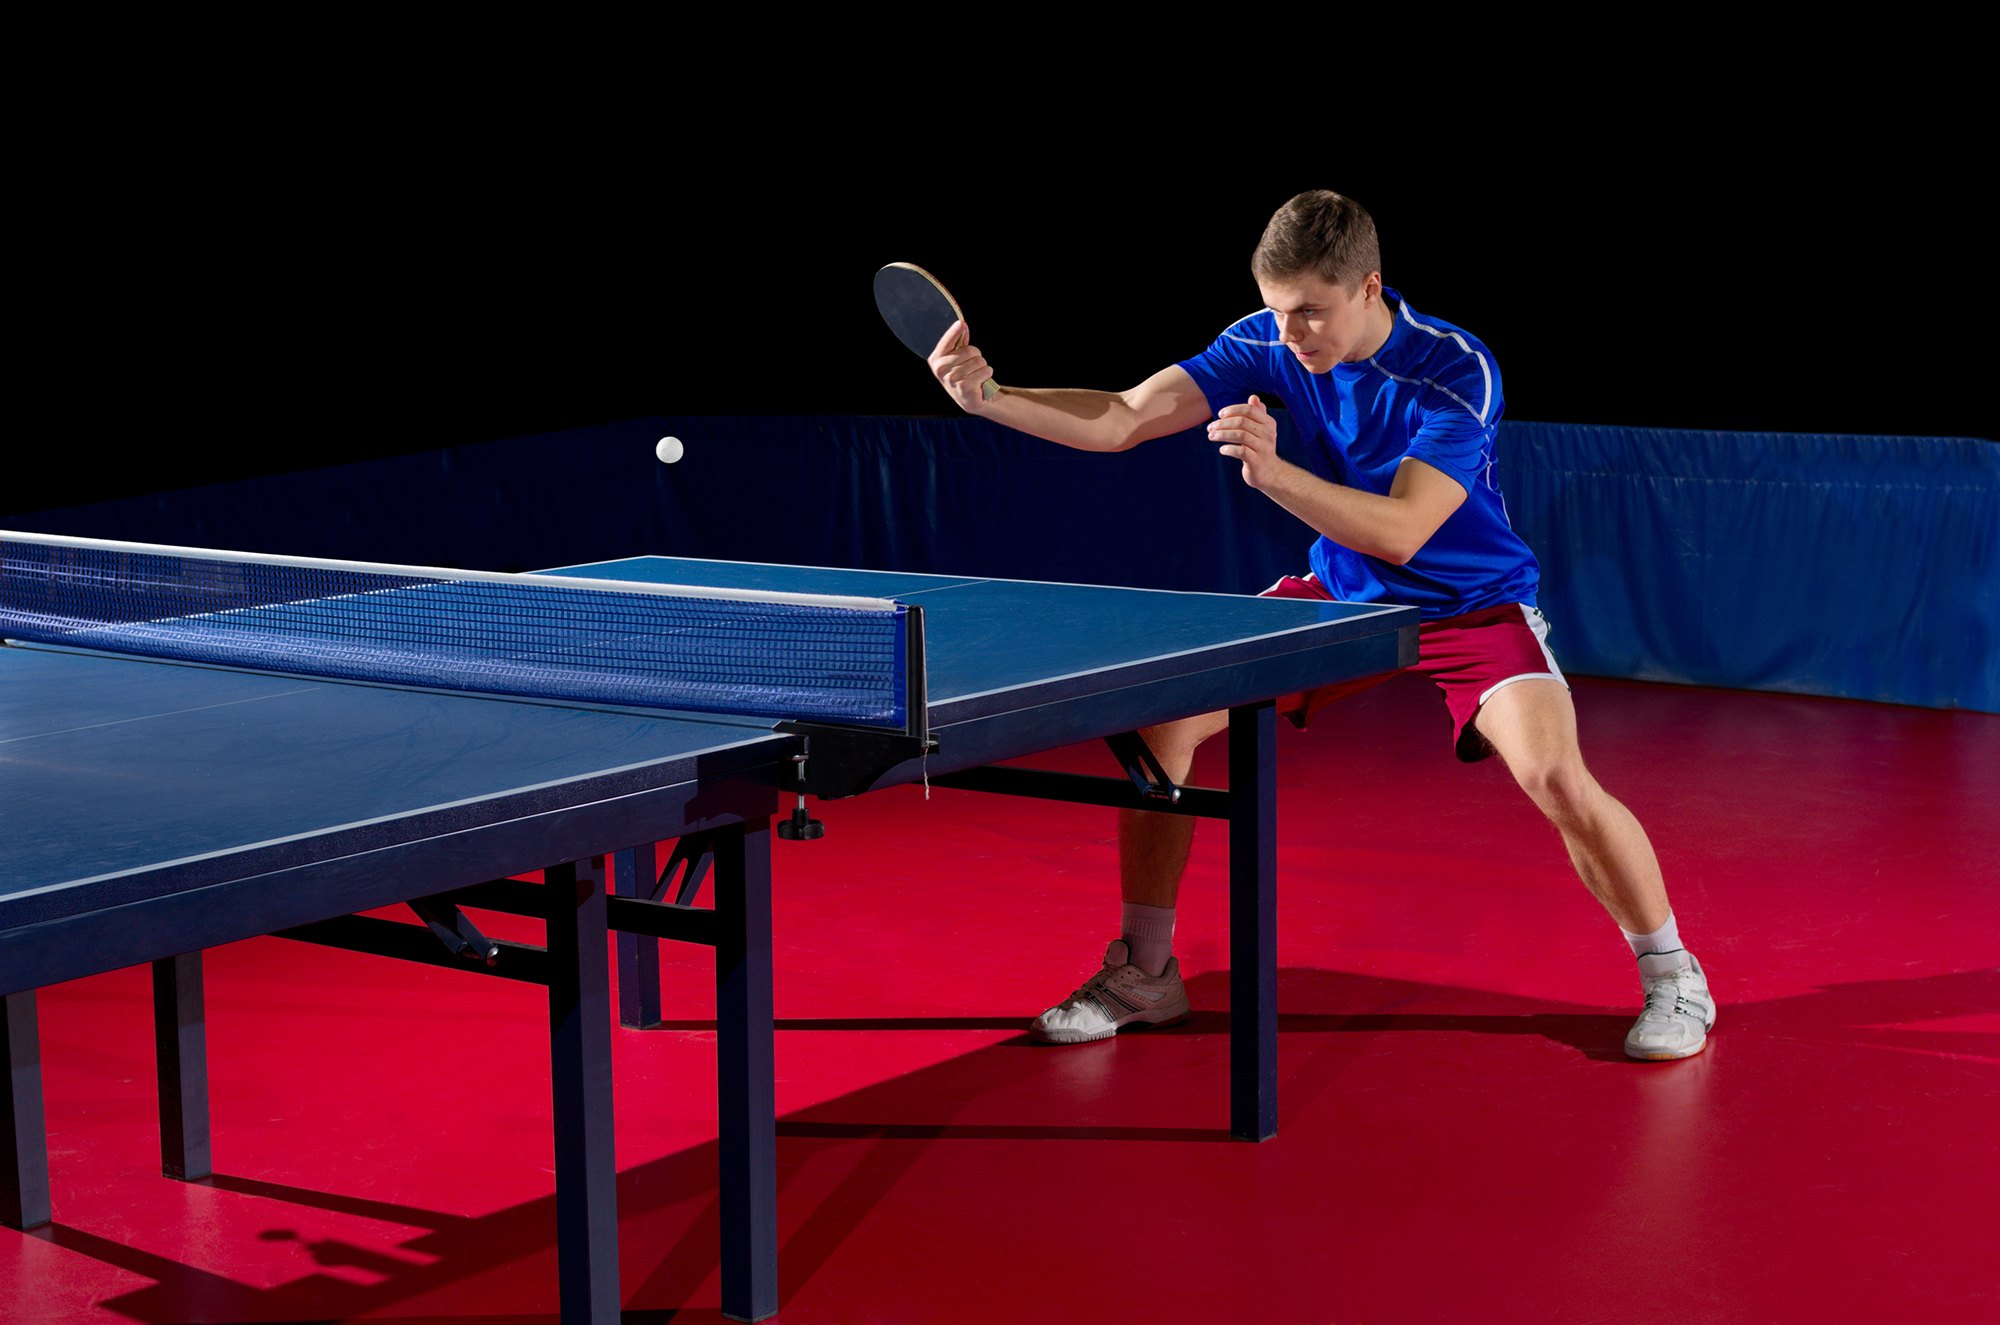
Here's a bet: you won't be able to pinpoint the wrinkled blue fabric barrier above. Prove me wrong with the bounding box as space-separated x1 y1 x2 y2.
13 415 1316 594
1497 423 1997 712
14 415 1995 711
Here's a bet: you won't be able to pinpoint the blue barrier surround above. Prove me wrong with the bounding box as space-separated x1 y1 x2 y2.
10 415 1994 712
1500 424 1997 712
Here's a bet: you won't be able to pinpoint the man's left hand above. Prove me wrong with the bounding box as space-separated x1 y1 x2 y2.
1210 394 1289 491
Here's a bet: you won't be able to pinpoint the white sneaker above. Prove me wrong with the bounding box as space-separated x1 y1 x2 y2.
1624 953 1715 1060
1029 940 1191 1044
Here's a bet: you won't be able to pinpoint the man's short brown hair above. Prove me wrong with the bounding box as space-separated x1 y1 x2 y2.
1252 191 1382 291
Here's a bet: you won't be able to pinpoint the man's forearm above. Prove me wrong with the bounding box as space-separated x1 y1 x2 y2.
1255 462 1436 565
977 385 1156 453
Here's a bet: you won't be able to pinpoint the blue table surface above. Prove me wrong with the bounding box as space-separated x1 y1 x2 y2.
2 558 1407 918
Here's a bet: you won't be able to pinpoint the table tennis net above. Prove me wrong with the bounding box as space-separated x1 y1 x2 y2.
0 534 917 729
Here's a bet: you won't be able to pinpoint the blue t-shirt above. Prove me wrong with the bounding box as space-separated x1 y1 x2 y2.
1178 288 1539 618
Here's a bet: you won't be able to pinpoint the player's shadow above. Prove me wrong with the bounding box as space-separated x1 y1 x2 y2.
48 962 1998 1324
735 965 1640 1069
760 962 2000 1069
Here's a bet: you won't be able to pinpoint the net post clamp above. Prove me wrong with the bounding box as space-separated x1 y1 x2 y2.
777 741 826 841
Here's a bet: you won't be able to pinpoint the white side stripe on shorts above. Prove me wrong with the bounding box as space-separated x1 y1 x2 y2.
1476 605 1568 706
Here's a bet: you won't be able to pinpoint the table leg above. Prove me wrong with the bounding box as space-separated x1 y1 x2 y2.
152 953 212 1181
2 990 50 1230
547 859 619 1325
614 842 665 1029
714 819 778 1322
1228 701 1279 1142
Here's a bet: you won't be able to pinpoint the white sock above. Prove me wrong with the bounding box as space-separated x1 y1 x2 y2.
1121 903 1176 977
1621 914 1691 970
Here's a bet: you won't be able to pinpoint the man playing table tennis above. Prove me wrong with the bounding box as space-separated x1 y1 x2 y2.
926 190 1714 1060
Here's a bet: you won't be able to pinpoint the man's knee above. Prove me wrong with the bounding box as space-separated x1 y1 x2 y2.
1509 754 1597 825
1139 712 1227 770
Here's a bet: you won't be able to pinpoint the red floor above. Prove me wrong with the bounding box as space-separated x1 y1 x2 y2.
6 675 1997 1324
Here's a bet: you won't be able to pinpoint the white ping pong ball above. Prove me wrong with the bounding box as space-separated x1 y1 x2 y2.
656 436 684 464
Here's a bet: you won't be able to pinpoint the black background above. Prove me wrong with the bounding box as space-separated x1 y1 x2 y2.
16 63 1990 516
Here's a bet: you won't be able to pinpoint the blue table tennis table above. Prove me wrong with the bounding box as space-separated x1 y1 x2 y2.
1 550 1417 1323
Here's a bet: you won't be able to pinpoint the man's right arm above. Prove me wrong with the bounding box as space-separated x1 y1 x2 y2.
930 320 1212 452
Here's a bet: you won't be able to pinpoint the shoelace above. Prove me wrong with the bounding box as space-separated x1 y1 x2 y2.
1059 962 1141 1012
1641 972 1700 1019
1057 968 1117 1009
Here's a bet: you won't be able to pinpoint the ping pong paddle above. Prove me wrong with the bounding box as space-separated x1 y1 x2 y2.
873 262 998 402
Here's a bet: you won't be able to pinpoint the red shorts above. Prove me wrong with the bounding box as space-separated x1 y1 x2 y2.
1264 574 1568 763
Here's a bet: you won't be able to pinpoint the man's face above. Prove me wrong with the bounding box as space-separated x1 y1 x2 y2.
1256 270 1382 373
